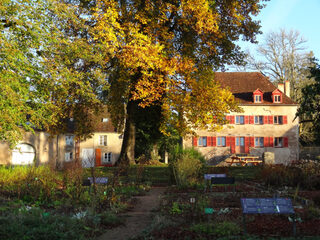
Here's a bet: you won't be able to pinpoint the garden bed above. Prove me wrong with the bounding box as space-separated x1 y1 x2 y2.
138 181 320 239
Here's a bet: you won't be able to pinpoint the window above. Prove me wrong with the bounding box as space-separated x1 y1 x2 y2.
66 135 74 146
274 137 283 147
102 152 112 163
255 95 262 103
102 118 108 122
217 137 226 147
99 135 107 146
65 152 73 162
236 137 245 146
274 95 281 103
235 116 244 124
254 116 264 124
255 137 264 147
274 116 283 124
198 137 207 147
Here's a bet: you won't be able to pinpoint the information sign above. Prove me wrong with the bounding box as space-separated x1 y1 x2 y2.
204 173 226 180
88 177 108 184
205 208 214 214
241 198 294 214
211 177 235 185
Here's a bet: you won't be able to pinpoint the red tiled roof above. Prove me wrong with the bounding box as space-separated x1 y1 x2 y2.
214 72 297 105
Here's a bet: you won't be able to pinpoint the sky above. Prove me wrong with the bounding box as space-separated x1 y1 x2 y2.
238 0 320 59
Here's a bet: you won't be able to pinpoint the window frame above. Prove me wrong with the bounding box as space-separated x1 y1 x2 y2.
254 116 264 125
274 116 283 125
274 95 281 103
254 95 262 103
254 137 264 147
274 137 283 148
65 135 74 146
102 152 112 163
217 137 226 147
65 152 73 162
235 115 245 125
198 136 207 147
99 135 108 146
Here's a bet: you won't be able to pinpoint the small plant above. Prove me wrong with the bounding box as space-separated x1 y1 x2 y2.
190 222 214 234
170 201 183 215
212 221 241 237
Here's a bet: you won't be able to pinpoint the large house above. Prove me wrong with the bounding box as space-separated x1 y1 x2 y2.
183 72 299 165
0 108 123 168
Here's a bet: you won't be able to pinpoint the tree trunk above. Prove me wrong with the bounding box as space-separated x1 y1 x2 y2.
118 100 136 165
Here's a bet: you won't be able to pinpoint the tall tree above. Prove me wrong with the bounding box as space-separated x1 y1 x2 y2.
93 0 265 165
0 0 104 146
297 59 320 145
245 29 315 101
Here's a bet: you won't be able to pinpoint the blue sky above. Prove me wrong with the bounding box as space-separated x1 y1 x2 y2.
239 0 320 59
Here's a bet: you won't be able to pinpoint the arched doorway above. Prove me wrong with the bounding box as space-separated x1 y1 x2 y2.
12 143 36 165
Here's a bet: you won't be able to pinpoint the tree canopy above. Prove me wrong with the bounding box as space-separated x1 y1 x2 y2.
297 60 320 145
92 0 265 164
0 0 104 146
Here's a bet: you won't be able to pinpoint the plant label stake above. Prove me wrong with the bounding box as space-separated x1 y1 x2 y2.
205 208 214 232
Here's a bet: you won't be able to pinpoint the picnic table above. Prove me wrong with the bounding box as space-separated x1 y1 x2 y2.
226 155 262 166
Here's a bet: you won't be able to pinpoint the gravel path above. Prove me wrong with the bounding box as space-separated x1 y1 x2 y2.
97 187 165 240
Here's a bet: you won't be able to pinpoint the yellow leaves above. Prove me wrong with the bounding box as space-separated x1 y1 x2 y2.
181 0 220 35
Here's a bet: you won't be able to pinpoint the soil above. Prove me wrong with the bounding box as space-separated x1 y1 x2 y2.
97 187 165 240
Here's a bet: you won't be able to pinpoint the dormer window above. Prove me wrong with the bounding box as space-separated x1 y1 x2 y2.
253 89 263 103
255 95 262 103
272 89 282 103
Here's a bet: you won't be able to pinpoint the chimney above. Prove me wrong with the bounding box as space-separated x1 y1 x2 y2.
278 83 284 93
285 80 290 97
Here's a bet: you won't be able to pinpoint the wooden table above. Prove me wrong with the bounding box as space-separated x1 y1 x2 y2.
226 155 262 166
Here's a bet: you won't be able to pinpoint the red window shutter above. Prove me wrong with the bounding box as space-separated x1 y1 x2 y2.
244 137 250 153
284 137 289 147
249 116 254 124
212 137 216 146
207 136 212 146
230 116 235 124
95 148 101 167
192 137 198 146
230 137 236 153
226 116 231 123
268 116 273 124
245 116 249 124
269 137 274 147
283 116 288 124
264 116 268 124
226 136 231 147
250 137 254 147
264 137 269 147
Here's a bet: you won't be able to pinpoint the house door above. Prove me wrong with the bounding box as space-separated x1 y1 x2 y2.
81 148 94 168
235 137 245 154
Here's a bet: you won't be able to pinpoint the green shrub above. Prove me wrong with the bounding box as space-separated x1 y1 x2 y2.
0 207 86 240
171 146 205 187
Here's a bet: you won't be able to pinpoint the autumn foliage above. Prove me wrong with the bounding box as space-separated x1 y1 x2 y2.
93 0 263 138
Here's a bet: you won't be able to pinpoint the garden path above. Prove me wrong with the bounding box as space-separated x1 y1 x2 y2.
97 187 165 240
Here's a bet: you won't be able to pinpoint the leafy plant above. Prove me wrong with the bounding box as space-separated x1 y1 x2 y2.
212 221 241 237
171 146 205 187
190 222 214 234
